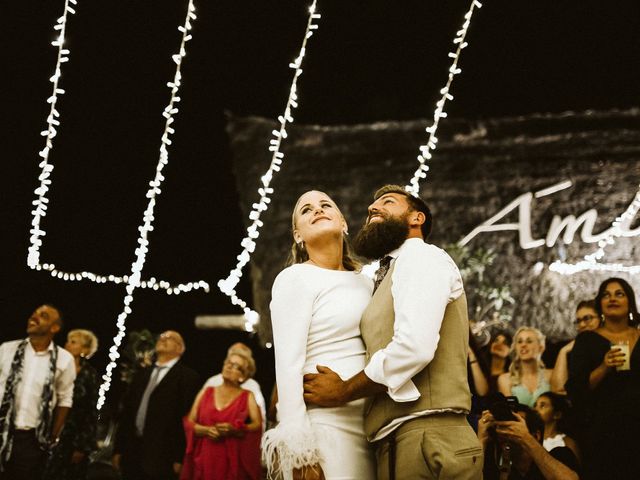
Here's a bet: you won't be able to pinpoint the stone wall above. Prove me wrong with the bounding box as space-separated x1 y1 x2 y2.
227 109 640 344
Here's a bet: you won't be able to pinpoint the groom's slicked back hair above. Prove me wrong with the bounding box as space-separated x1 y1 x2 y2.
373 185 432 239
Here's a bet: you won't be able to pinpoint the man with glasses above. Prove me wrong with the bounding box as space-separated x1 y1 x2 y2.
113 330 199 480
204 343 266 432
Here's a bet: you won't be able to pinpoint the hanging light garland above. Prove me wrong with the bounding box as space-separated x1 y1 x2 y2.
549 185 640 275
406 0 483 196
217 0 321 331
27 0 208 296
96 0 198 410
28 0 77 271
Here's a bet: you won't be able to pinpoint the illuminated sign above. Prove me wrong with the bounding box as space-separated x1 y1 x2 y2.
459 180 640 249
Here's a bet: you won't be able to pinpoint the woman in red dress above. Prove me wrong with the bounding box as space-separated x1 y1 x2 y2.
181 352 262 480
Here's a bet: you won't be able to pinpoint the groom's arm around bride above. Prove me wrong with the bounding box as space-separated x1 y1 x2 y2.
304 184 484 480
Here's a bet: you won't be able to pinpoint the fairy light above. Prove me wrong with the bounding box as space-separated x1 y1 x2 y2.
405 0 482 196
33 263 210 294
26 0 208 296
96 0 198 409
28 0 77 270
217 0 321 330
549 185 640 275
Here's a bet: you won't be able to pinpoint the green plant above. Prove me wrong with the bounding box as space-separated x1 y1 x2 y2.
445 243 514 346
119 329 157 384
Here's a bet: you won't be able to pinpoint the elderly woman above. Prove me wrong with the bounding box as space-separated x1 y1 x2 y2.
550 299 600 394
566 277 640 480
497 326 552 407
181 351 262 480
43 329 99 480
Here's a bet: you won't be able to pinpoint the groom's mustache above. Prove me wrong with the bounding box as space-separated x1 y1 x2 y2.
366 210 390 225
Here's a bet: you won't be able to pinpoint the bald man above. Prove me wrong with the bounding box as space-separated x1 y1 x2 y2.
113 331 199 480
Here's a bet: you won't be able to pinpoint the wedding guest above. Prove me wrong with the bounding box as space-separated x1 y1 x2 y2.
486 331 512 393
550 300 599 394
44 329 100 480
203 343 266 432
533 392 579 460
181 351 261 480
0 304 75 480
566 277 640 480
478 405 579 479
498 327 552 407
113 330 200 480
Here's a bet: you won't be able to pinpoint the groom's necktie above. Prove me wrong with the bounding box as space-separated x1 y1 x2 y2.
373 256 393 294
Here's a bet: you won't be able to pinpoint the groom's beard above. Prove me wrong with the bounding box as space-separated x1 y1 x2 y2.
353 213 410 260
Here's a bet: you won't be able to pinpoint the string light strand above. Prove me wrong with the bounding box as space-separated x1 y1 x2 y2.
406 0 482 196
26 0 208 296
217 0 321 331
27 0 78 270
32 263 210 295
97 0 197 409
549 185 640 275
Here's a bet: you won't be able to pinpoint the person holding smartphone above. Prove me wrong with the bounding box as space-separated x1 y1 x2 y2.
477 405 579 480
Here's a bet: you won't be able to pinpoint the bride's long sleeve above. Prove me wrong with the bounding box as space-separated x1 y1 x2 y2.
262 267 322 478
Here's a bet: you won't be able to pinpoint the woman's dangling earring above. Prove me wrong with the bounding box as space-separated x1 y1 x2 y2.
600 314 606 326
629 312 635 323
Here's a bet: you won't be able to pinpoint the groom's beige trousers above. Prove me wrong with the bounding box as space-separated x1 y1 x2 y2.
374 414 483 480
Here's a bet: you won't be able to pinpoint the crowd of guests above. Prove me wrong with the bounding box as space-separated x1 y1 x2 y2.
1 274 637 480
0 305 265 480
0 305 98 480
469 277 640 479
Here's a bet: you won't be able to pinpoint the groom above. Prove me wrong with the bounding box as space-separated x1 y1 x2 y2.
303 185 483 480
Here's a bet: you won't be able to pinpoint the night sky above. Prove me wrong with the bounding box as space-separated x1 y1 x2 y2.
2 0 639 395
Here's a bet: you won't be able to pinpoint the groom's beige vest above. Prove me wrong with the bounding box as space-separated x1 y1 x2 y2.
360 262 471 438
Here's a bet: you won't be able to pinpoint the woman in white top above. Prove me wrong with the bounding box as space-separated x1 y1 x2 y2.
262 190 375 480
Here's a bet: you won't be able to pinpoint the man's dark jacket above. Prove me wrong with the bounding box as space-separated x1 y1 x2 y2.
114 361 200 477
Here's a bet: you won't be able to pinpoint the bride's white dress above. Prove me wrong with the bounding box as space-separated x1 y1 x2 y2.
263 263 376 480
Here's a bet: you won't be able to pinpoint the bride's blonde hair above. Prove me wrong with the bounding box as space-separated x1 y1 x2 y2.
286 191 360 271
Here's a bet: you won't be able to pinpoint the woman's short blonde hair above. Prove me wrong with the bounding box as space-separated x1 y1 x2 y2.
68 329 99 359
225 350 256 379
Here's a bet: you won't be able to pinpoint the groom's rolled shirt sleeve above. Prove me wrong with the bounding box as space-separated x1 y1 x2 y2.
363 241 463 402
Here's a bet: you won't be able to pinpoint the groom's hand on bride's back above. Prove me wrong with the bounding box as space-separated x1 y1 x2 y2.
303 365 347 407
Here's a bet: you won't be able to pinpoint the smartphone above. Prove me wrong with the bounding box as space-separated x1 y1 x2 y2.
487 394 518 421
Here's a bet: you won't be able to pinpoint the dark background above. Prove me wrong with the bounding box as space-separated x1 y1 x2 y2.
2 0 639 400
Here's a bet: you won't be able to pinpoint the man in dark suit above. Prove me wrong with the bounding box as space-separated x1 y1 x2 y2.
112 330 200 480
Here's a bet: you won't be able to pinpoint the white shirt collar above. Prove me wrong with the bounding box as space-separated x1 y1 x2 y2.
27 338 55 356
156 356 180 369
386 237 424 260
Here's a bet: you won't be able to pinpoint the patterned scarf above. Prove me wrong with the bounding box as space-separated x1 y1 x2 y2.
0 339 58 471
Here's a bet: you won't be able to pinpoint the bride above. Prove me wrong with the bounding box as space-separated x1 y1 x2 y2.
262 190 375 480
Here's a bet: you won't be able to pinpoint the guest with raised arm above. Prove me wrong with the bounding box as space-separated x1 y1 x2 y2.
566 277 640 480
